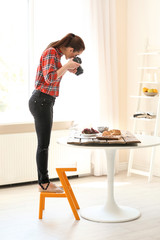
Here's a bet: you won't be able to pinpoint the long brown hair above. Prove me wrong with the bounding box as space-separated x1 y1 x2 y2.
46 33 85 52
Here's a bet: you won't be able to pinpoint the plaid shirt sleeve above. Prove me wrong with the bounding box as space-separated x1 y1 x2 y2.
35 47 63 97
41 48 58 83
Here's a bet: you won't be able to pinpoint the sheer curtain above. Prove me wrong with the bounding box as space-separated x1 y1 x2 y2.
89 0 119 176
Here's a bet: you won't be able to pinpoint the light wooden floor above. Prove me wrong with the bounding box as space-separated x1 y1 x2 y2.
0 171 160 240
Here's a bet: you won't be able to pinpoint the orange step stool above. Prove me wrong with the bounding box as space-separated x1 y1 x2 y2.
39 167 80 220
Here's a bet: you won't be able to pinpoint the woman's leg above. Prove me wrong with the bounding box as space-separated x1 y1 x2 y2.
34 105 53 185
29 91 63 192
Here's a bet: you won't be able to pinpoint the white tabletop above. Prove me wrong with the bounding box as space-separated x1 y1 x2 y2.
57 134 160 150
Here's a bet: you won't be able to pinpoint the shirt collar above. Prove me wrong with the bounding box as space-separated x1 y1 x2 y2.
56 48 63 57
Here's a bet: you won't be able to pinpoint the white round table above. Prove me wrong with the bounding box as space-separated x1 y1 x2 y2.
57 135 160 223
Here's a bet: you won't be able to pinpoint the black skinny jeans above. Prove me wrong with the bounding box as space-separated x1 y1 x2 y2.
29 90 56 184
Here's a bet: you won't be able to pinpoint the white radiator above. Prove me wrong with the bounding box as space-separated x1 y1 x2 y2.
0 130 91 185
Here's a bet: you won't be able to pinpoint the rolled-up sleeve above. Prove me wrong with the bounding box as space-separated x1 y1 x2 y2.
42 49 58 84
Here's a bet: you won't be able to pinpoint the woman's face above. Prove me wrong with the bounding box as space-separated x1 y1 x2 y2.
64 47 83 59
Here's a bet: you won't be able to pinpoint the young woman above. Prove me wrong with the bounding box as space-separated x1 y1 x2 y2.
29 33 85 192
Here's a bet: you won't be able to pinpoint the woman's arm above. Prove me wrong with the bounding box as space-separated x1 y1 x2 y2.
42 48 80 82
57 59 80 78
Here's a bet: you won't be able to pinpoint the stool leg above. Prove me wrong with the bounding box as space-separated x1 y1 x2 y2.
42 195 45 210
62 172 80 209
39 194 44 219
57 170 80 220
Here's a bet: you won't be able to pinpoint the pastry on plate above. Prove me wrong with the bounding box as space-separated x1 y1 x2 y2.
102 129 121 136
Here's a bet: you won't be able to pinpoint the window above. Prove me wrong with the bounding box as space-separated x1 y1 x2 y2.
0 0 99 124
0 0 29 123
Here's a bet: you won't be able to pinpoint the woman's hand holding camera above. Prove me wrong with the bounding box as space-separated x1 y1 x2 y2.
68 68 77 74
57 58 81 78
66 59 80 74
67 59 80 72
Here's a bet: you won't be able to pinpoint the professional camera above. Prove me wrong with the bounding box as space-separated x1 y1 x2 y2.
73 57 83 76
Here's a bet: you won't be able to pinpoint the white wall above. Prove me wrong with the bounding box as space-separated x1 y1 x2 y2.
127 0 160 130
126 0 160 175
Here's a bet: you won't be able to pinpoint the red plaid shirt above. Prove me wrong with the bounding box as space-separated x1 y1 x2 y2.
35 47 63 97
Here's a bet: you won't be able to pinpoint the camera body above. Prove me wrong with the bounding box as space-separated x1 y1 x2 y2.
73 57 83 76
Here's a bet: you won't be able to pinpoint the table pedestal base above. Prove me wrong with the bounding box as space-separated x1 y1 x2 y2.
80 204 140 223
81 149 141 223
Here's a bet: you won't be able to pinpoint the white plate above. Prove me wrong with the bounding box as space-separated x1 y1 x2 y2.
81 133 99 138
74 133 99 138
